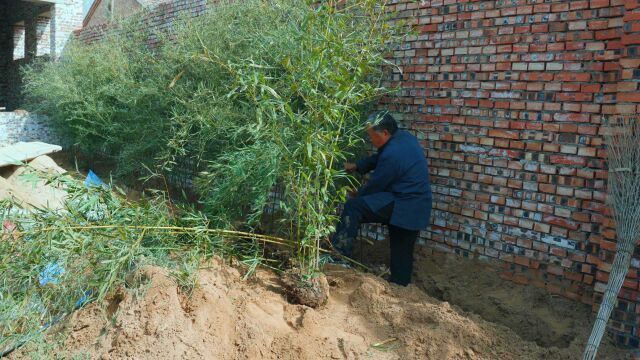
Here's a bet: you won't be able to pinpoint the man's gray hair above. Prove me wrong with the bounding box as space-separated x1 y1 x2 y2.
367 111 398 135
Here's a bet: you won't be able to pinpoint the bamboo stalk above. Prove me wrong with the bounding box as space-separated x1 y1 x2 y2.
37 224 371 269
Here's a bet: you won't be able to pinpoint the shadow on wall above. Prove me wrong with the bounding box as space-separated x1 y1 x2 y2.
0 111 59 147
5 60 32 112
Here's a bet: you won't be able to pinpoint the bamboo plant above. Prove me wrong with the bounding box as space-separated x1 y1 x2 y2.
24 0 405 277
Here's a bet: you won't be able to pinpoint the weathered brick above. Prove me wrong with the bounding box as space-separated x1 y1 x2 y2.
554 113 591 122
0 113 58 146
543 215 580 230
549 155 588 166
488 129 520 139
591 0 610 8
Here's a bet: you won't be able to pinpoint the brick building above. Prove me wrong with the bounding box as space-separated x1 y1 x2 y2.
0 0 84 110
83 0 172 27
7 0 640 349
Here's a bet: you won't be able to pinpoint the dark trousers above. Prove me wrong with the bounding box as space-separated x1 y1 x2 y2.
387 225 418 286
332 197 419 286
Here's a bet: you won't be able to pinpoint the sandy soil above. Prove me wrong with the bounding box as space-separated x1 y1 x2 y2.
12 258 631 360
3 155 631 359
412 252 590 349
352 238 632 359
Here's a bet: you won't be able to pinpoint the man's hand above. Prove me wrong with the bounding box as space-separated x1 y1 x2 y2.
343 185 359 197
344 162 357 173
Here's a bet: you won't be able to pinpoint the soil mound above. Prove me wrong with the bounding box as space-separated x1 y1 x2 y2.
351 236 620 352
13 259 630 360
412 252 589 349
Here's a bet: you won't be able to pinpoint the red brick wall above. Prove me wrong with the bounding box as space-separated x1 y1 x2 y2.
74 0 208 45
381 0 640 347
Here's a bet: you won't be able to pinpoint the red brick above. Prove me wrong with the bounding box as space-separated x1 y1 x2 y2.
549 155 587 166
548 43 565 51
581 84 601 93
425 98 451 106
551 3 569 12
572 212 591 222
517 238 532 248
533 240 549 252
515 256 530 267
549 246 567 257
548 264 564 276
596 29 623 41
540 184 557 194
590 0 609 8
577 125 598 135
582 264 595 274
512 274 530 285
534 4 551 13
554 73 591 82
488 129 520 139
565 271 583 282
623 11 640 21
532 24 548 33
543 215 580 230
618 92 640 103
420 24 438 33
571 1 590 10
489 149 523 159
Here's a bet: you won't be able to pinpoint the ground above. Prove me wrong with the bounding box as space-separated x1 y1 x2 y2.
3 153 632 359
11 257 632 360
352 237 633 359
412 252 590 349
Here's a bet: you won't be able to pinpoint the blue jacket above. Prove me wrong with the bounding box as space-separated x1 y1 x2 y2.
355 130 432 231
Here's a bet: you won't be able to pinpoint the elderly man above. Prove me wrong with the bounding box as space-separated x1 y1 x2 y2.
332 112 432 286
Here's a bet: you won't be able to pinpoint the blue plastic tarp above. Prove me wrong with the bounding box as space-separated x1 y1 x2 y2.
84 170 105 188
38 262 64 286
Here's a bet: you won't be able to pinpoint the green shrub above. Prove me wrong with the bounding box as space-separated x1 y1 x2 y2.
22 0 404 275
23 24 172 177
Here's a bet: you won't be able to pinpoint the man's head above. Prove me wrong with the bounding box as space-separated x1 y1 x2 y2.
366 112 398 149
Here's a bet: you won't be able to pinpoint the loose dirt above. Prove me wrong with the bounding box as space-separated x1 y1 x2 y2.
12 257 631 360
412 252 588 349
353 237 632 359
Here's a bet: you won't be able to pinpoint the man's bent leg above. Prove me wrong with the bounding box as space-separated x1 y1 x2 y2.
388 225 419 286
332 197 392 257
